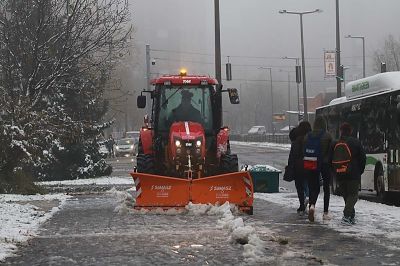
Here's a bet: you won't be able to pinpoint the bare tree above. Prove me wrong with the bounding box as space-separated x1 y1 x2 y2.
374 34 400 72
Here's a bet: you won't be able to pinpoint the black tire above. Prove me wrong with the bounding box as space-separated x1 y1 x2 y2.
136 154 155 174
137 138 144 155
220 153 239 173
244 206 253 215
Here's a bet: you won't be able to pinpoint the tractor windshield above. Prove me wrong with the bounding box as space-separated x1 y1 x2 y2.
157 86 214 132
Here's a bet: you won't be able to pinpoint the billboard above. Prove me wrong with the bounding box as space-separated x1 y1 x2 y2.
324 51 336 78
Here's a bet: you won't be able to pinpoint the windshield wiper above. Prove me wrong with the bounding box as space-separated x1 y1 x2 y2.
161 86 182 108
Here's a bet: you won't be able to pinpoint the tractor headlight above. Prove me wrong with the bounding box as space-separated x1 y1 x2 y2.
130 145 134 149
175 140 181 147
116 146 120 150
196 140 202 147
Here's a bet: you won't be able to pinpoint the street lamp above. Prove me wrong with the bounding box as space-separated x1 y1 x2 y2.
258 67 274 133
282 56 301 117
345 34 366 78
279 8 322 121
279 69 294 130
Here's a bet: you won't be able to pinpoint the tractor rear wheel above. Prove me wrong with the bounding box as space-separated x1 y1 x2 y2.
220 153 239 173
136 154 156 174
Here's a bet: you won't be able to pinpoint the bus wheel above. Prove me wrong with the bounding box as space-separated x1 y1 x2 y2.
375 167 386 202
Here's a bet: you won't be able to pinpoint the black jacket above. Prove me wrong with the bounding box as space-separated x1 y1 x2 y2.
332 136 366 180
288 135 307 180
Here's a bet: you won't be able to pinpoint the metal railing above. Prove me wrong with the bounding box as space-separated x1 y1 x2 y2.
230 133 290 144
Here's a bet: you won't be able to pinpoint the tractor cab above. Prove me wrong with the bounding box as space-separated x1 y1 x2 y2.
137 71 240 177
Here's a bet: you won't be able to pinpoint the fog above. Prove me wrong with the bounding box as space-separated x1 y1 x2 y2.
114 0 400 133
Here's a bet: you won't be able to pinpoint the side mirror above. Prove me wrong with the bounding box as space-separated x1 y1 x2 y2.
227 88 240 104
137 95 146 109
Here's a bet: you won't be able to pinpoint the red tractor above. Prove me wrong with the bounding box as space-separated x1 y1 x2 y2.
131 71 253 213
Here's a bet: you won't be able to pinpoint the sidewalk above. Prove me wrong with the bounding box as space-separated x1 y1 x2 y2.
248 193 400 265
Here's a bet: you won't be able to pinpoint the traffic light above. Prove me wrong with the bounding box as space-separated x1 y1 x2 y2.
295 65 301 83
337 65 344 81
381 62 387 73
226 63 232 81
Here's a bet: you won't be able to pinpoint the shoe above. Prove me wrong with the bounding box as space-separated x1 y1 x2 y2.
341 216 354 226
297 205 305 215
323 212 331 220
308 205 315 222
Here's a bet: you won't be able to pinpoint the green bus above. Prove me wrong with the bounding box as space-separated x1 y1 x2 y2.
317 72 400 200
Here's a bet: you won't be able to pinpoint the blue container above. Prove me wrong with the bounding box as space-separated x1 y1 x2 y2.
249 165 281 193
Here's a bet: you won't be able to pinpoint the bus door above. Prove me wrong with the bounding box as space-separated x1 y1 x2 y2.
386 93 400 192
346 103 374 191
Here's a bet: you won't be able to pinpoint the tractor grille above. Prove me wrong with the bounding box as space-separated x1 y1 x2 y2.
176 140 201 161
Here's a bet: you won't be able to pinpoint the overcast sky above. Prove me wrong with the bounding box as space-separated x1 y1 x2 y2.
122 0 400 131
124 0 399 123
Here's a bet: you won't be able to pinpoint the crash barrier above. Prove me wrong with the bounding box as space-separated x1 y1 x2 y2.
245 165 281 193
131 171 254 214
230 133 290 144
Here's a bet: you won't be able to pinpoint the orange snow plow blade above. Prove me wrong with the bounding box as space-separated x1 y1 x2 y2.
191 172 254 214
130 171 254 214
131 173 190 208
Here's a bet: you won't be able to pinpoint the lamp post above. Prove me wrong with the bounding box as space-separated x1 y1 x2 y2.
282 56 301 118
279 69 294 130
345 34 366 78
214 0 222 128
279 9 322 121
258 67 273 133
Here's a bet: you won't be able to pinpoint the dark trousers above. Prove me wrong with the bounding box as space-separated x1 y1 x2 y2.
295 175 306 208
307 172 320 206
338 179 359 218
321 164 331 213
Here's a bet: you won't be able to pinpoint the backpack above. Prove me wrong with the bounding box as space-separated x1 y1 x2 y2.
303 131 324 172
332 139 352 175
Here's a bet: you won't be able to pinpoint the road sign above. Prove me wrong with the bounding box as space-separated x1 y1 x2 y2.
324 51 336 78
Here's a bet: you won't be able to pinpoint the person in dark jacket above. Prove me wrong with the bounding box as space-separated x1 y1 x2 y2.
107 135 115 158
304 116 332 222
288 121 311 214
334 122 366 225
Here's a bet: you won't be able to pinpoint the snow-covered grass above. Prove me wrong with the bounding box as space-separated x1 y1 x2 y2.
256 192 400 250
0 193 71 261
230 140 291 151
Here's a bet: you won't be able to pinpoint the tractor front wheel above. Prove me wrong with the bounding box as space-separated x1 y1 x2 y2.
220 154 239 173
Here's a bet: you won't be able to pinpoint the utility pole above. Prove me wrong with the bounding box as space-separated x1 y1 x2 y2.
214 0 222 128
145 44 151 91
279 9 322 121
282 57 301 120
145 44 151 115
258 67 273 133
287 71 291 129
336 0 342 97
345 35 366 78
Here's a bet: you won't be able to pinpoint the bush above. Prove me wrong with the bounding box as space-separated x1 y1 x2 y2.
0 170 46 195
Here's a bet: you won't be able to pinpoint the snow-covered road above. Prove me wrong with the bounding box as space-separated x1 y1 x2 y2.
1 142 400 264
